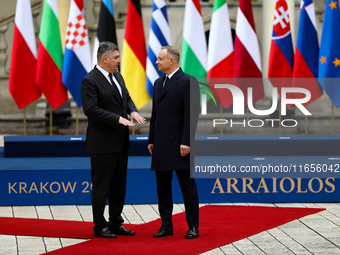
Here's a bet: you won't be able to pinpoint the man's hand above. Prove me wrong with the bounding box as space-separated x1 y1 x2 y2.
148 144 153 155
130 112 146 125
119 117 135 126
180 145 190 157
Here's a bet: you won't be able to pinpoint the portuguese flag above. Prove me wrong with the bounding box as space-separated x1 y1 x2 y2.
36 0 68 110
121 0 150 109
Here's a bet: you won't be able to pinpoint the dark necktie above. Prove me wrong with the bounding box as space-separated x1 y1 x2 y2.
163 76 169 87
108 73 122 97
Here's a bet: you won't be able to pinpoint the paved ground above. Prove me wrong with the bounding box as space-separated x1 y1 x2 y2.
1 136 340 254
0 203 340 255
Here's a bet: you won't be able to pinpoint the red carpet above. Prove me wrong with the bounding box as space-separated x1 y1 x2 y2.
0 205 324 254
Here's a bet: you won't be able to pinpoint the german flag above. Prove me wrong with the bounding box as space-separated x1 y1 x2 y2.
121 0 150 109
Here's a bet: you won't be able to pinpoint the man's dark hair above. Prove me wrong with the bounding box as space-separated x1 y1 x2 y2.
97 41 119 62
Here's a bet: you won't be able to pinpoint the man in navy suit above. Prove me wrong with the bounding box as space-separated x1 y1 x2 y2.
81 41 145 238
148 46 200 239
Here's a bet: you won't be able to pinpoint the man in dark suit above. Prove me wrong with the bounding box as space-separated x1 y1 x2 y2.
148 46 200 239
81 41 146 238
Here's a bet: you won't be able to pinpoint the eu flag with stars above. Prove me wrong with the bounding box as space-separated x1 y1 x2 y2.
318 0 340 107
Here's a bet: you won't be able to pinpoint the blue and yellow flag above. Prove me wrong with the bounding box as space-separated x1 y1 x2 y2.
318 0 340 107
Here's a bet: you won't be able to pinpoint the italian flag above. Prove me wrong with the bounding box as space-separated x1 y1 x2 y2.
121 0 150 109
207 0 234 109
9 0 41 109
181 0 207 78
36 0 68 110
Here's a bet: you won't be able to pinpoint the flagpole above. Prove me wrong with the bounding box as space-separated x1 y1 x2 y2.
220 105 223 134
246 108 249 135
304 104 308 135
76 107 79 135
279 98 281 135
23 107 27 136
332 103 334 134
49 107 53 135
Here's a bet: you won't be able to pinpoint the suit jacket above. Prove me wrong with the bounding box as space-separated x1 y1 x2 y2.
148 68 199 171
81 66 137 154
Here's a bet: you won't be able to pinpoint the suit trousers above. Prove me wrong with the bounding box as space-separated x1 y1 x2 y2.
90 149 128 232
155 169 199 228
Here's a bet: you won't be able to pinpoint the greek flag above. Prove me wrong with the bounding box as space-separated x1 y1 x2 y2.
146 0 171 97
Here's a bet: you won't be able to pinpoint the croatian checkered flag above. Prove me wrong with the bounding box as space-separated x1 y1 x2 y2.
62 0 91 107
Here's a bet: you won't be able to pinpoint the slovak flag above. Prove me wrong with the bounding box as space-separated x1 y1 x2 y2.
62 0 91 108
268 0 294 100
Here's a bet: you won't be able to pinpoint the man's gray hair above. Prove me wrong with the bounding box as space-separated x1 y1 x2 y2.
97 41 119 62
161 46 180 64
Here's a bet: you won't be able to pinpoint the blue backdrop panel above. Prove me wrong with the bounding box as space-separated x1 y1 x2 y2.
194 134 340 156
1 134 340 205
2 169 92 205
4 135 151 157
195 177 339 203
1 168 163 206
4 135 88 157
1 148 339 205
0 147 186 205
193 156 340 178
6 134 340 158
1 166 339 205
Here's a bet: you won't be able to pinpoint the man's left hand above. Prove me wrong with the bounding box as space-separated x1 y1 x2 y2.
180 145 190 157
130 112 146 125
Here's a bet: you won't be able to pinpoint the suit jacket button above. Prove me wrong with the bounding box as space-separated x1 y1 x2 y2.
158 114 161 117
158 128 161 132
159 100 162 103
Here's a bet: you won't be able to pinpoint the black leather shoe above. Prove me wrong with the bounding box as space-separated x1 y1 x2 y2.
94 228 117 238
109 225 135 236
185 227 199 239
153 226 173 238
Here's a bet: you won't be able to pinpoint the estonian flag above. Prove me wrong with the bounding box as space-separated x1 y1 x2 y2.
92 0 118 67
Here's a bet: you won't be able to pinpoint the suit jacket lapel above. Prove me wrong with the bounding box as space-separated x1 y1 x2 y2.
159 68 183 99
94 67 122 105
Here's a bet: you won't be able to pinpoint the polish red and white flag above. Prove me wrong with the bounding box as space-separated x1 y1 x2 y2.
9 0 41 109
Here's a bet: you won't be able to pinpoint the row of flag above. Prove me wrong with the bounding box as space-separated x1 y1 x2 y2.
183 0 340 109
9 0 88 110
8 0 340 112
8 0 148 110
